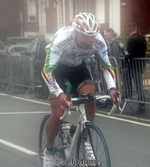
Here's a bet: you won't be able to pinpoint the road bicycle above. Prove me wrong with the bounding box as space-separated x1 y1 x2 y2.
39 94 117 167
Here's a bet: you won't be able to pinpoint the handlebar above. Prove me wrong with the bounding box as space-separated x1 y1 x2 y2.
61 93 121 119
60 94 111 120
70 94 111 103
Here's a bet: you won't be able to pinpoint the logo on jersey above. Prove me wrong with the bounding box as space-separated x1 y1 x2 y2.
57 36 73 49
94 39 105 50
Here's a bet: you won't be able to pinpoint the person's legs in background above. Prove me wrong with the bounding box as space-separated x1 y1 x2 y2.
132 69 146 113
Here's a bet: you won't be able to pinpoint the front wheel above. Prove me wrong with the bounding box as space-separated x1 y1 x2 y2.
39 114 50 164
76 122 111 167
39 114 65 166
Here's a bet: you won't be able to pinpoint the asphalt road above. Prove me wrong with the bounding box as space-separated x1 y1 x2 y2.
0 93 50 167
0 93 150 167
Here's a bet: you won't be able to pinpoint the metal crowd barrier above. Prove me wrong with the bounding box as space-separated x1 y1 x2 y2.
0 52 12 92
118 57 150 113
86 55 150 114
0 53 40 94
1 50 150 110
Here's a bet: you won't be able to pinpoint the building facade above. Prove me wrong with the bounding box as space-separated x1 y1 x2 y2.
0 0 150 41
121 0 150 36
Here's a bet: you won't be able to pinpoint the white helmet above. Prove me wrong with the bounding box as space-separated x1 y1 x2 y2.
72 12 100 36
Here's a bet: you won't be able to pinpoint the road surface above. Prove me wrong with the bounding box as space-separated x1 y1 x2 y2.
0 93 150 167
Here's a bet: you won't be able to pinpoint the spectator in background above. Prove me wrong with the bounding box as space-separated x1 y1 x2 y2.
104 28 125 63
126 23 147 114
35 32 49 99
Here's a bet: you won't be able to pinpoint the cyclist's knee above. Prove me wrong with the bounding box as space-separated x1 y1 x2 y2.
78 82 96 112
78 82 95 95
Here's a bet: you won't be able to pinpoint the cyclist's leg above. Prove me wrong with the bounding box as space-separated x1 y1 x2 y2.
42 99 65 167
68 61 96 123
77 82 96 144
45 63 68 150
46 97 65 150
42 64 68 166
78 83 96 123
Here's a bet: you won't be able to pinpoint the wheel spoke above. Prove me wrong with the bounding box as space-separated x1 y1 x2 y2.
76 122 111 167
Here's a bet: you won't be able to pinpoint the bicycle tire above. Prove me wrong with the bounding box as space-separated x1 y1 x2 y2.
39 114 65 166
76 122 111 167
39 114 50 164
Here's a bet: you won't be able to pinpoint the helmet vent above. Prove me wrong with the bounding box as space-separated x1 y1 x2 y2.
83 22 89 31
93 23 97 31
73 12 100 36
89 19 92 29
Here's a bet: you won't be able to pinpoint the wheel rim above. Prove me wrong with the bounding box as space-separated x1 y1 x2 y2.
76 123 110 167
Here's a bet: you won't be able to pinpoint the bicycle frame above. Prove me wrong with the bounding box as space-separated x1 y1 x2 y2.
60 103 89 159
59 94 118 160
39 94 117 166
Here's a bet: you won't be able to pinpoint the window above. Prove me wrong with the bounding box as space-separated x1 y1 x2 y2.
27 0 37 22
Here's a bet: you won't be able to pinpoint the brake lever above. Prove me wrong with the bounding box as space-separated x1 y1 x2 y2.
114 92 122 111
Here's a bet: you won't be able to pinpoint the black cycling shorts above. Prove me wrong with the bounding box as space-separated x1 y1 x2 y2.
53 61 94 95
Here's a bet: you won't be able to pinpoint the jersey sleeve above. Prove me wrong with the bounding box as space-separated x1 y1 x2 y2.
98 50 116 90
41 33 64 97
94 34 116 90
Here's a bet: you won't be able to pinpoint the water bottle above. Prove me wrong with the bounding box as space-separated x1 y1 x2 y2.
61 121 71 147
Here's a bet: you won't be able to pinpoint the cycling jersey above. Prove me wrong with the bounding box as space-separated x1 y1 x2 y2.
42 26 116 97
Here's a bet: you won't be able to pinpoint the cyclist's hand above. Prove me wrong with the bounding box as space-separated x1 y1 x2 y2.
58 93 71 110
109 89 121 104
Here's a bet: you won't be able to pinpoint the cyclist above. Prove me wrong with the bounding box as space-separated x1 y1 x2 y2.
41 12 121 167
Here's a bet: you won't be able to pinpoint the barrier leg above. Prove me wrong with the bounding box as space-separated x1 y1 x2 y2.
120 99 128 114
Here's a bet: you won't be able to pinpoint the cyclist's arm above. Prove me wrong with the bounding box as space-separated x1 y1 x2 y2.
95 48 116 91
41 39 64 97
42 27 74 97
97 51 120 102
100 52 116 89
93 33 116 90
94 34 120 102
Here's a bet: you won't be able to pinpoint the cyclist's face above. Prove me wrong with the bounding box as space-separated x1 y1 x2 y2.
76 32 95 49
